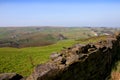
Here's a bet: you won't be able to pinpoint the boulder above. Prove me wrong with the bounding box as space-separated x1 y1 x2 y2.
116 33 120 40
50 53 60 60
88 48 96 52
0 73 23 80
26 63 59 80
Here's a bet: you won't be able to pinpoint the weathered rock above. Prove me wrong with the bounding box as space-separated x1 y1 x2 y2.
53 56 63 64
65 55 79 65
88 48 96 52
0 73 23 80
50 53 60 60
78 54 88 60
26 63 60 80
61 57 66 64
116 33 120 40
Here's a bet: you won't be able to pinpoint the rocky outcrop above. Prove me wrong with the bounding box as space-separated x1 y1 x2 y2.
26 34 120 80
58 34 67 40
0 73 23 80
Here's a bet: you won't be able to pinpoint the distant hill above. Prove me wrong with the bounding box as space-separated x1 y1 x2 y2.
0 27 119 48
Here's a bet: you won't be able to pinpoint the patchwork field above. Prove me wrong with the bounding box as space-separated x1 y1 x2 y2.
0 27 117 47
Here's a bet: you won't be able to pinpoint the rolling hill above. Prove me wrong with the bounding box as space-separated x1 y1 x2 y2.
0 27 118 48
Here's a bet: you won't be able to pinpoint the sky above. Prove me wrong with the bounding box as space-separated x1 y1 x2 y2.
0 0 120 27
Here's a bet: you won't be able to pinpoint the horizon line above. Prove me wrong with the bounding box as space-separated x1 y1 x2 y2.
0 26 119 28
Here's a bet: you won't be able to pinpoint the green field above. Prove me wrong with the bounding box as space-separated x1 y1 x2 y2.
0 35 109 76
0 39 77 76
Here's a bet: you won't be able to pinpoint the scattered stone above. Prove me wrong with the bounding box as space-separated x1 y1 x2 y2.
0 73 23 80
88 48 96 52
116 34 120 40
66 55 79 65
26 63 59 80
90 44 96 48
53 56 63 64
79 54 88 60
61 57 66 64
50 53 60 60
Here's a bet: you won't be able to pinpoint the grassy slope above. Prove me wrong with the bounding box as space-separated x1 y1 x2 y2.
0 40 77 76
0 36 109 76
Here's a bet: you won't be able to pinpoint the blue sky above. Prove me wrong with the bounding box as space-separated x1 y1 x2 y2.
0 0 120 27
